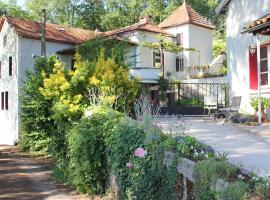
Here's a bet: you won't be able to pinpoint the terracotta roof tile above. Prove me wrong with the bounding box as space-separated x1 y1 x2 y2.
158 2 215 30
104 17 174 37
244 13 270 30
0 16 95 44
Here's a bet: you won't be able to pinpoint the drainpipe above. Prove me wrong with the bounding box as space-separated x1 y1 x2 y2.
256 36 262 125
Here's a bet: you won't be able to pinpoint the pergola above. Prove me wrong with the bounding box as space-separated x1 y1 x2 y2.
243 14 270 125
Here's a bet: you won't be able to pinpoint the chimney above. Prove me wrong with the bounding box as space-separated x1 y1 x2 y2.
139 15 153 24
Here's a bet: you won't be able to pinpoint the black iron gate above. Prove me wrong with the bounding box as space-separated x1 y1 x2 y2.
153 83 228 115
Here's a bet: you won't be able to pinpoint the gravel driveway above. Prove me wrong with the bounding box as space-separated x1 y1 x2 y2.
0 146 87 200
155 117 270 179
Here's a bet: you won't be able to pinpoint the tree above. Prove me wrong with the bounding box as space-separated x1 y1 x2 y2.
25 0 79 25
100 0 146 30
0 0 33 19
75 0 105 30
20 56 56 153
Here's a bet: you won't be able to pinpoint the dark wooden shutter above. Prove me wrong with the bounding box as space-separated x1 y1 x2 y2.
176 58 180 72
5 91 8 110
1 92 4 110
9 56 12 76
249 48 258 90
153 52 155 67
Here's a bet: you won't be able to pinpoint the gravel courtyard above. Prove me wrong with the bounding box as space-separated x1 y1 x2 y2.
155 117 270 179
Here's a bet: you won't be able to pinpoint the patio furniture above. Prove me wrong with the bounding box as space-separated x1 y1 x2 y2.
204 96 218 116
218 96 242 124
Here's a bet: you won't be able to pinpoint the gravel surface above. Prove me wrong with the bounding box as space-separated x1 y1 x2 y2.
155 117 270 179
0 145 88 200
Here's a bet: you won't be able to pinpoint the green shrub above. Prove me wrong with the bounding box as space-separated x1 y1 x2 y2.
68 107 122 194
194 159 237 200
106 118 146 198
20 56 56 154
221 181 248 200
250 96 270 111
174 98 203 107
176 135 212 161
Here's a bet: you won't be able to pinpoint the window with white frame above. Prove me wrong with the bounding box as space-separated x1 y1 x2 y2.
176 57 184 72
260 46 269 86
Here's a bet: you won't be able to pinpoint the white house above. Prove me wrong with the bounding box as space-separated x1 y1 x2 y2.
0 16 95 145
102 2 215 83
216 0 270 118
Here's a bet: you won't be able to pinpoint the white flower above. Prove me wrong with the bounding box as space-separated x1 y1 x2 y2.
84 110 93 117
190 146 194 150
204 154 208 159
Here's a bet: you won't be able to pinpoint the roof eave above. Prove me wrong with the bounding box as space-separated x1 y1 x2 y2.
160 22 215 31
215 0 231 15
243 21 270 35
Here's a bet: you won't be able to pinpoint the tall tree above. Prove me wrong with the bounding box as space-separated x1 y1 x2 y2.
0 0 33 19
25 0 79 25
100 0 146 30
75 0 106 30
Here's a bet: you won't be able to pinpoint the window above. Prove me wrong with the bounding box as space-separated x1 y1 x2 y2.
1 92 4 110
176 57 184 72
176 33 183 46
260 46 268 86
5 91 8 110
153 52 164 68
9 56 12 76
3 35 7 47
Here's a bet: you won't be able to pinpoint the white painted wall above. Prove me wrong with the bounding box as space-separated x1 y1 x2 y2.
0 20 76 145
189 24 213 66
226 0 270 114
0 20 19 145
164 24 213 67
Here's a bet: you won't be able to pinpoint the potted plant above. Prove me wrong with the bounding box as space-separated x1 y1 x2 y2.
250 97 270 122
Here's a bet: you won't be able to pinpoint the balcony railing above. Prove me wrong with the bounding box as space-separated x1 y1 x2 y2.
130 67 161 83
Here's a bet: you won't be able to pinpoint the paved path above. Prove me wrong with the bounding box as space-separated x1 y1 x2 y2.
155 117 270 179
0 146 87 200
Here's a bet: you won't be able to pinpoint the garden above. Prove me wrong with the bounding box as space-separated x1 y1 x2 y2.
19 38 270 200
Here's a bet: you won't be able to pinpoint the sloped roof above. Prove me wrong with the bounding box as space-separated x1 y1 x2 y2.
243 13 270 35
158 2 215 30
0 16 95 45
104 17 174 37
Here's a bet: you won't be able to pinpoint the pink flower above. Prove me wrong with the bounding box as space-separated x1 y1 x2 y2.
126 162 133 168
135 148 147 158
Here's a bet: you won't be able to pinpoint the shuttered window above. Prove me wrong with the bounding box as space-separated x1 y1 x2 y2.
176 57 184 72
1 92 4 110
260 46 268 86
9 56 12 76
5 91 8 110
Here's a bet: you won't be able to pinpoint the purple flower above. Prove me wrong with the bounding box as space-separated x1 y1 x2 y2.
135 148 147 158
126 162 133 168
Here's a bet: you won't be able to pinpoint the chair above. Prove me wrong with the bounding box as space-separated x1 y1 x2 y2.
218 96 242 124
204 96 218 116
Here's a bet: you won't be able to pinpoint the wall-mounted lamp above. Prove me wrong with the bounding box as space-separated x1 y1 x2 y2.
249 45 257 55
